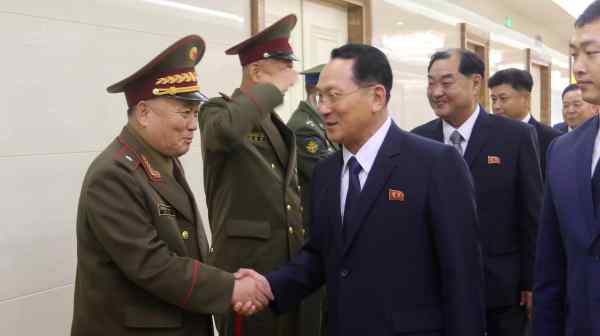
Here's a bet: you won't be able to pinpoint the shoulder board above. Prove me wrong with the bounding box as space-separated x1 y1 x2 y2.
218 92 232 101
112 137 141 171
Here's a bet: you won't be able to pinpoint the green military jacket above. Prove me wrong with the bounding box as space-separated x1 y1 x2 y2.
199 84 305 336
71 126 234 336
287 101 338 229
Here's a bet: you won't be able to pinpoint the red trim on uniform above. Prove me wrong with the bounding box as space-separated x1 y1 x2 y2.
115 136 141 170
238 37 292 66
111 145 127 162
234 314 244 336
180 260 200 307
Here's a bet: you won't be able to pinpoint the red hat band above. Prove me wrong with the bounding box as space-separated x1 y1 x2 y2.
239 37 293 66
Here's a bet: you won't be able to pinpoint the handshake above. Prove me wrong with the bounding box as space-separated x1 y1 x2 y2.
230 268 274 316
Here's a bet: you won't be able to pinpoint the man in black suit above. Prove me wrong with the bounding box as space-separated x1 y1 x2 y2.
234 43 486 336
413 49 543 336
559 83 599 133
488 68 561 179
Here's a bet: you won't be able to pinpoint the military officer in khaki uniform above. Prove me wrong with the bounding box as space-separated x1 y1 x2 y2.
286 64 338 336
72 35 270 336
288 64 338 229
198 15 306 336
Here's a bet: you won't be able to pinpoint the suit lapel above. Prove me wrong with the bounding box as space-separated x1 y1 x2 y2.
173 160 209 259
261 114 289 168
464 109 491 167
342 123 402 256
272 114 297 184
118 128 195 223
576 117 599 246
147 174 194 223
329 152 344 251
433 119 444 142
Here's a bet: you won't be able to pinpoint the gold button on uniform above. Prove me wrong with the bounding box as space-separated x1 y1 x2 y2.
300 206 304 213
288 227 294 234
286 204 292 211
271 163 276 169
181 230 190 240
301 228 306 235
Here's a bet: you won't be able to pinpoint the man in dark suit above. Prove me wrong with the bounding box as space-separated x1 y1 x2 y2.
412 49 543 336
559 83 599 133
234 43 485 336
488 68 561 179
534 2 600 335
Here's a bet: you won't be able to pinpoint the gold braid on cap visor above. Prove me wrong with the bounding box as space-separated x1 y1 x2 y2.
152 71 199 96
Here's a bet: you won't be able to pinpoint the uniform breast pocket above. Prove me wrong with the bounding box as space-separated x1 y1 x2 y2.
216 220 272 269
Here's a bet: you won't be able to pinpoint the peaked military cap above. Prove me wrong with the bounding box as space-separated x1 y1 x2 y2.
107 35 208 107
226 14 298 66
301 63 326 87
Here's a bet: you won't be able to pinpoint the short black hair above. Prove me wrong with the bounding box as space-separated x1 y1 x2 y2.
427 48 484 77
488 68 533 92
562 83 580 99
575 0 600 27
330 43 393 103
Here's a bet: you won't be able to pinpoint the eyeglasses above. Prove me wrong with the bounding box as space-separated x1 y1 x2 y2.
315 85 374 106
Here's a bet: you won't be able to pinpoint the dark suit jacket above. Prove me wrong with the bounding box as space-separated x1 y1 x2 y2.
267 122 485 336
553 121 568 133
534 116 600 336
413 109 543 308
529 117 562 179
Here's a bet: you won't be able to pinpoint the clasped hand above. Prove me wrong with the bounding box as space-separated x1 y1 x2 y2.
230 268 273 316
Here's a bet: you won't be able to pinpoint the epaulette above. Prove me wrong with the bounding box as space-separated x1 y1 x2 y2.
218 92 232 101
112 137 141 171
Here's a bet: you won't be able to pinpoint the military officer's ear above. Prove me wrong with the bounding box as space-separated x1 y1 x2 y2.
246 62 262 83
132 100 152 128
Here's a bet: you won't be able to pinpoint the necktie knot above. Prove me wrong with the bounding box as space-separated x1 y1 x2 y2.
449 130 464 155
347 157 362 177
449 130 464 145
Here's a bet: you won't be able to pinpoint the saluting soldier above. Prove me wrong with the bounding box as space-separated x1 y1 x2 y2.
287 64 337 336
198 15 306 336
71 35 270 336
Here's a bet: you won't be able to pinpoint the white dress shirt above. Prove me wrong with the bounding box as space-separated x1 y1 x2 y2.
521 114 532 123
442 105 480 155
591 116 600 176
340 117 392 219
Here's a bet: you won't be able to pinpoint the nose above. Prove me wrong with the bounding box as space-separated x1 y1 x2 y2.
318 101 331 116
573 56 586 79
492 100 501 112
189 114 198 131
430 84 444 99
